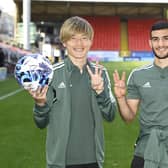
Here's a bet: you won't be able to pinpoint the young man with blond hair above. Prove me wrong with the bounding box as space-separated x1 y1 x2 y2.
29 16 116 168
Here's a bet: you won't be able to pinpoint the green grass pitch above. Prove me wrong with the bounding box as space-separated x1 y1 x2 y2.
0 61 149 168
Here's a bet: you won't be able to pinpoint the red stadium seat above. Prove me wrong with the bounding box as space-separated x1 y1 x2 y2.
84 16 121 50
128 19 157 51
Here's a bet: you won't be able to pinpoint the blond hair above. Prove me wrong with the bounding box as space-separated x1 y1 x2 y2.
59 16 94 43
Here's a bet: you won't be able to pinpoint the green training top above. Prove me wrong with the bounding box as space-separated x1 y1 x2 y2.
66 62 96 165
33 57 117 168
127 62 168 159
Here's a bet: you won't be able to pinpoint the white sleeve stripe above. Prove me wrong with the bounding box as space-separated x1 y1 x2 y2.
53 63 65 70
104 69 116 103
127 63 153 85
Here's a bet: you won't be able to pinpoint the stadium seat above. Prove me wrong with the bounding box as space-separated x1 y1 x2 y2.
128 19 157 51
84 16 121 50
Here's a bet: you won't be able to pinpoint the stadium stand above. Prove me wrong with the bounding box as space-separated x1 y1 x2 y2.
0 42 31 75
128 18 157 51
84 16 121 50
2 1 168 68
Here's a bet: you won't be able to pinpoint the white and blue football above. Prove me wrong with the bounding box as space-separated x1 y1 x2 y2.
14 54 53 91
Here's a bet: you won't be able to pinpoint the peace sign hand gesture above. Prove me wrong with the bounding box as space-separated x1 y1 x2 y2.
113 70 126 99
87 61 104 95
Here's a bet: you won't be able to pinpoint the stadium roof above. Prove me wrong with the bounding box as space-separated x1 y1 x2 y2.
31 0 168 3
14 0 168 22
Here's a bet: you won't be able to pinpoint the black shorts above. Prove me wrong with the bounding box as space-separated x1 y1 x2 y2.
66 163 99 168
131 155 144 168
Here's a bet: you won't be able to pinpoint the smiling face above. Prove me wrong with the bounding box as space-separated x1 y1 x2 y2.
63 33 92 61
60 16 94 64
149 28 168 59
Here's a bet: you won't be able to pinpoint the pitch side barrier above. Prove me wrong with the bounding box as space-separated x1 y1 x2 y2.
87 50 154 62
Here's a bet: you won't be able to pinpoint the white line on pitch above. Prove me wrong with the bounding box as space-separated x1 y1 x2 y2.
0 88 24 101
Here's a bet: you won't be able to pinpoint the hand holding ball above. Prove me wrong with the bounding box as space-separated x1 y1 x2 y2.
14 54 53 91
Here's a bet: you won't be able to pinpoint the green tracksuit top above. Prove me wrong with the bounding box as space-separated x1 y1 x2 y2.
33 57 117 168
127 62 168 167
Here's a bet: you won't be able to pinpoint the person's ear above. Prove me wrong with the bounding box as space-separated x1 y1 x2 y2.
149 39 152 49
63 43 66 48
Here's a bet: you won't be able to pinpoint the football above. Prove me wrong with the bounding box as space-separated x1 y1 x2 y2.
14 54 54 91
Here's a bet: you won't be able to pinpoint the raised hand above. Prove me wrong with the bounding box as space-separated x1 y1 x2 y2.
28 85 48 106
113 70 126 99
87 61 104 94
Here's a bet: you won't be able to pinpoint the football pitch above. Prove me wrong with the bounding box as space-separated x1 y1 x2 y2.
0 61 149 168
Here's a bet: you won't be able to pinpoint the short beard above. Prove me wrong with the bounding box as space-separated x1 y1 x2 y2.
152 48 168 59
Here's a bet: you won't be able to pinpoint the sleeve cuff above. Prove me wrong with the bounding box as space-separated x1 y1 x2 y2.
96 90 106 103
34 103 50 113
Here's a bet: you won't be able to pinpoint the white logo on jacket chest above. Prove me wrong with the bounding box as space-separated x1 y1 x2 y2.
142 82 151 88
58 82 66 88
